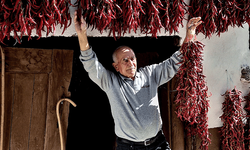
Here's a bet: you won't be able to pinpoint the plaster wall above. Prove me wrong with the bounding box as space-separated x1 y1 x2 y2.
42 0 250 128
200 24 250 128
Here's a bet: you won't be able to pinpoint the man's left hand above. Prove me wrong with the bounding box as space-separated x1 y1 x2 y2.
184 17 203 43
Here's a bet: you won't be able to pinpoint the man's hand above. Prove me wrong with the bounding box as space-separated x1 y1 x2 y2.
74 11 90 51
184 17 203 43
74 11 87 35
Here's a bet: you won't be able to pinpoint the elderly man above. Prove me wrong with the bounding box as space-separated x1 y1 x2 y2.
74 11 202 150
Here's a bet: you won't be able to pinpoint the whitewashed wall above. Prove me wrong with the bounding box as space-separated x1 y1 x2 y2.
44 0 250 128
200 24 250 128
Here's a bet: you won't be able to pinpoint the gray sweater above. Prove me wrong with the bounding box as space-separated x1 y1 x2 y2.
80 47 182 142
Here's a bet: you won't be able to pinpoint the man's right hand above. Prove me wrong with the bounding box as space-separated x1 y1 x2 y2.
74 11 87 35
74 11 90 51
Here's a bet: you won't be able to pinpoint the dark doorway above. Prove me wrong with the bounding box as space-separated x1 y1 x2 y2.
67 36 181 149
2 35 181 150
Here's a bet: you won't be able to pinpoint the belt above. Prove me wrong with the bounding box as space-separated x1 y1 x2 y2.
117 130 163 146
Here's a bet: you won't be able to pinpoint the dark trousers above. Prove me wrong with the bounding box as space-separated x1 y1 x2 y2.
116 132 171 150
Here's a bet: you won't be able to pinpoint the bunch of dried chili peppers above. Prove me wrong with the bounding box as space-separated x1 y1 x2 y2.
0 0 72 44
77 0 186 39
189 0 250 38
220 87 245 150
78 0 250 39
244 91 250 149
175 40 210 150
2 0 250 43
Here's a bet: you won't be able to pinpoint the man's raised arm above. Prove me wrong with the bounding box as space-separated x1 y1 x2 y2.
74 11 90 51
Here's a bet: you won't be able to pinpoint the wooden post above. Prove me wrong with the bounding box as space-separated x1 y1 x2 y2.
170 77 185 150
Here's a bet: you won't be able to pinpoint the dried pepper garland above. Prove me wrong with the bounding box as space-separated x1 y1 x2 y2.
78 0 250 38
0 0 72 44
2 1 250 43
122 0 145 34
78 0 186 38
189 0 250 38
145 0 164 37
78 0 121 34
140 0 186 37
75 0 250 38
136 0 186 37
220 87 245 150
175 40 210 150
244 91 250 149
164 0 186 34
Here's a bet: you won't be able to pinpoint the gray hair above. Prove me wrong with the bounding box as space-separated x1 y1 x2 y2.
112 46 134 63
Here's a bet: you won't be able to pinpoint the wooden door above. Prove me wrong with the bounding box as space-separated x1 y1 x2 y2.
0 47 73 150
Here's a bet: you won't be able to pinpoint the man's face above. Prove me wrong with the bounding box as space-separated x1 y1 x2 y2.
112 48 137 79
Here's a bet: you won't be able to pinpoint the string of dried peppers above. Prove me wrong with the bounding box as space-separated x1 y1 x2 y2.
244 91 250 149
1 0 250 43
189 0 250 38
175 40 210 150
77 0 186 39
78 0 250 38
0 0 72 44
1 1 250 43
220 87 245 150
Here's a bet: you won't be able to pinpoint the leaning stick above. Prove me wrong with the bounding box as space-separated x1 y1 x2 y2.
56 98 76 150
0 46 5 150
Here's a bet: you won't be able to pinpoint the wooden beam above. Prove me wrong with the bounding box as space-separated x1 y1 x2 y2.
170 77 185 150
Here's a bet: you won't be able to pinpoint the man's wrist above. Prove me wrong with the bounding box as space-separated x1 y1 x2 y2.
184 34 196 43
80 42 90 51
78 32 90 51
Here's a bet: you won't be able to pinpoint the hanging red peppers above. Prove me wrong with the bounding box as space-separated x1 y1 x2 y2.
175 40 210 150
76 0 250 38
146 0 164 38
220 87 245 150
122 0 145 34
0 0 72 44
78 0 186 39
188 0 217 38
167 0 185 34
245 91 250 149
189 0 250 38
1 1 250 43
79 0 120 34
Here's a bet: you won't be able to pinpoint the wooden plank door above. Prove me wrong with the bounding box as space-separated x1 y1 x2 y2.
0 47 73 150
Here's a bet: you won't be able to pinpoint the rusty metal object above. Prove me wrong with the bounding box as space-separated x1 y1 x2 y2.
241 65 250 83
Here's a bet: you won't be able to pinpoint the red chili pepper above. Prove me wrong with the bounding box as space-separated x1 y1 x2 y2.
2 22 8 42
13 0 21 12
1 0 13 11
3 9 10 20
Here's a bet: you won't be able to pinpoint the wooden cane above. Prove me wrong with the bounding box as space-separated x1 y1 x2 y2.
56 98 76 150
0 46 5 150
